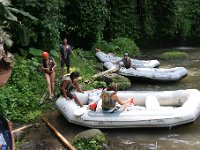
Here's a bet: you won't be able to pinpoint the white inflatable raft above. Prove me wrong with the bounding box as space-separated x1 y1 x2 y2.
56 89 200 128
104 62 188 82
95 51 160 68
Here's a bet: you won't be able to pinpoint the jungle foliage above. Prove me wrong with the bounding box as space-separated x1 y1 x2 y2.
0 0 199 52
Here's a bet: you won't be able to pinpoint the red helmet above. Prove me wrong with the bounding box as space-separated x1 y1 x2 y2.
42 52 49 58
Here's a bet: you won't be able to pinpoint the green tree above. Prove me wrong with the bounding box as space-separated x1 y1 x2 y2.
61 0 109 48
152 0 179 45
11 0 65 50
106 0 140 41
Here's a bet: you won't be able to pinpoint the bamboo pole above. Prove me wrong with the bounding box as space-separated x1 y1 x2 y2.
12 124 33 133
92 67 119 79
42 118 76 150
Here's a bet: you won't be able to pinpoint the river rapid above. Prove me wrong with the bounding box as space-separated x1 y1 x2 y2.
20 47 200 150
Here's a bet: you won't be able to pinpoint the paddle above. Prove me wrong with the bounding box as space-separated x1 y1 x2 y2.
74 106 87 117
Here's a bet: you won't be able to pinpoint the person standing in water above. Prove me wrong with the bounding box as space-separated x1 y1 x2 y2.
41 51 56 99
59 38 75 76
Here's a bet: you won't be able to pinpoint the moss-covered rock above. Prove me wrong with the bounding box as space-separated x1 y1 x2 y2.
96 73 131 90
159 51 189 60
74 129 103 141
73 129 110 150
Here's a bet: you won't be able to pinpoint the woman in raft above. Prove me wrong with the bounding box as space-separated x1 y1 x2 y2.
101 83 134 112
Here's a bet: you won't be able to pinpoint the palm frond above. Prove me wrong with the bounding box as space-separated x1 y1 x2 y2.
0 0 11 6
0 1 17 21
0 26 13 47
8 7 38 21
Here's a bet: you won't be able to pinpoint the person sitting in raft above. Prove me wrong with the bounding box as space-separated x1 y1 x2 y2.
41 52 56 99
60 71 83 107
114 53 136 69
101 83 133 113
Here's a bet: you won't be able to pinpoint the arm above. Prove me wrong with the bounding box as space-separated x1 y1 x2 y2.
70 47 76 58
114 59 122 64
61 80 71 100
131 60 136 69
52 58 56 70
112 94 131 105
112 94 126 105
73 79 83 93
59 47 62 60
41 62 48 71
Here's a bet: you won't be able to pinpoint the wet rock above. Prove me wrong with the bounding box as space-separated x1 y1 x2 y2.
18 141 65 150
34 122 40 128
13 131 25 141
18 141 37 150
102 143 111 150
74 129 103 141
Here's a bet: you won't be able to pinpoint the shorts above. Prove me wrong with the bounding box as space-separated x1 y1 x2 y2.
102 107 116 113
102 105 125 113
61 58 70 68
66 91 74 99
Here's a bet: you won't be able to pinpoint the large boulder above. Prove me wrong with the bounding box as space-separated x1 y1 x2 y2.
73 129 111 150
74 129 103 141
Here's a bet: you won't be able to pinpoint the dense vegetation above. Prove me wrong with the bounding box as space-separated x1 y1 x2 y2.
160 51 189 60
1 0 200 51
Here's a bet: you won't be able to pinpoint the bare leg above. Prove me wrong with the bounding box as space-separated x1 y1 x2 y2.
45 73 52 98
50 71 55 96
73 95 83 107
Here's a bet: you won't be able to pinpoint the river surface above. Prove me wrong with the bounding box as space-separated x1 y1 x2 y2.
20 47 200 150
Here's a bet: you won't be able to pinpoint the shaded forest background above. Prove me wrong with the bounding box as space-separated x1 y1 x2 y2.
1 0 200 52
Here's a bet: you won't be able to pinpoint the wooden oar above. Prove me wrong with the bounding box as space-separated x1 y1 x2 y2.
42 118 76 150
12 124 33 133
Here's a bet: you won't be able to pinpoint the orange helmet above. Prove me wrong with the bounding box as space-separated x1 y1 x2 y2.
42 52 49 58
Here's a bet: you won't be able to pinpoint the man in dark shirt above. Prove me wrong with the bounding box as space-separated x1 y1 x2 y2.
59 38 75 76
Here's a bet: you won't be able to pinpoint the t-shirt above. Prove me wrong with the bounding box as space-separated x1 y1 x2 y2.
59 44 71 59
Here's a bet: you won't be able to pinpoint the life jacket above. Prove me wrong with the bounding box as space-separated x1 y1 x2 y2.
59 44 71 59
60 76 74 92
41 57 54 71
101 90 116 111
122 57 131 69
